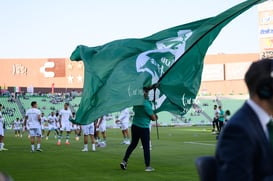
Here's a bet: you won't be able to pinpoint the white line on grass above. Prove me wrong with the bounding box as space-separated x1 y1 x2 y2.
184 142 216 146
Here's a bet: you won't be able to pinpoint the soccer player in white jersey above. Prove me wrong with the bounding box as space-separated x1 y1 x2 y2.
70 112 80 141
57 103 72 145
0 104 8 151
116 108 131 145
12 117 22 137
40 112 47 138
19 118 24 137
95 115 107 147
24 101 42 152
81 122 96 152
46 111 59 140
55 112 60 130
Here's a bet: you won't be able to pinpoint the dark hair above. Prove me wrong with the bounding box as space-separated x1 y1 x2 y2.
245 58 273 96
31 101 37 107
225 110 231 116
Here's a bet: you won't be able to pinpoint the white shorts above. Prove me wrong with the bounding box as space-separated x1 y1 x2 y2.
48 124 57 131
82 123 95 135
99 122 106 132
75 125 80 130
29 128 41 137
60 122 71 131
13 127 20 131
120 121 129 130
0 126 4 136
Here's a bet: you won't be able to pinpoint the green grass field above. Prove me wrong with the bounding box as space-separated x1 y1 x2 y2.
0 126 217 181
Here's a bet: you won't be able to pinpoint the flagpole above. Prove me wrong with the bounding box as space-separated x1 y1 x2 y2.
153 87 159 140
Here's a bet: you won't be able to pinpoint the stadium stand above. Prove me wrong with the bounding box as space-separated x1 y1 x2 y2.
0 97 22 128
0 93 246 129
19 95 65 116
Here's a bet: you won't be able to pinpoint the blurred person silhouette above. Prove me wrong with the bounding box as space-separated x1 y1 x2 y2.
212 105 220 134
216 58 273 181
0 172 13 181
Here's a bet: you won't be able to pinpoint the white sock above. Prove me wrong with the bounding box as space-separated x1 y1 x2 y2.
31 144 35 151
0 143 2 149
84 144 88 149
92 144 96 151
37 144 40 149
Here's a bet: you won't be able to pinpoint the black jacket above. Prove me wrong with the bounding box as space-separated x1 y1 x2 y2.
216 102 273 181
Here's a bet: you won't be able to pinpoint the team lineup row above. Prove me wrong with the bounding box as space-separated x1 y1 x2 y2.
0 102 132 152
1 87 165 172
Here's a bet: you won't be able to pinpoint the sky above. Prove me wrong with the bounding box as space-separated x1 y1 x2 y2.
0 0 264 58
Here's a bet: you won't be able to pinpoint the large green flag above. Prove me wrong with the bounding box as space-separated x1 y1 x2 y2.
70 0 267 125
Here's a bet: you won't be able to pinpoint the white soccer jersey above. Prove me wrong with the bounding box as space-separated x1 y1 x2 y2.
25 108 41 129
47 115 57 126
13 120 21 130
41 116 47 129
59 109 72 123
118 108 130 123
214 109 220 119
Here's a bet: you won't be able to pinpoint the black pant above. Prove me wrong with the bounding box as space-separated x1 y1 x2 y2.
219 121 224 132
212 118 220 132
123 124 150 167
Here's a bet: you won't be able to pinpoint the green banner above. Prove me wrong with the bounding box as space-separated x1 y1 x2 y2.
70 0 267 124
